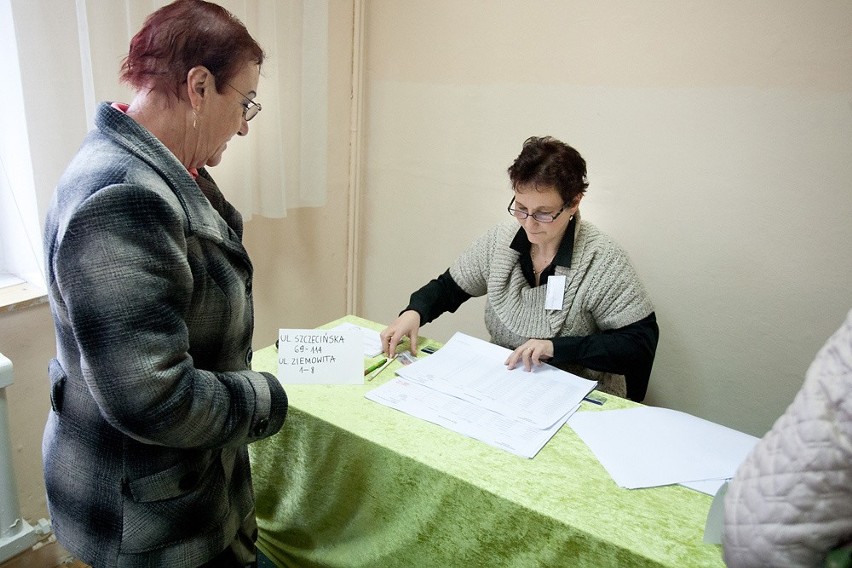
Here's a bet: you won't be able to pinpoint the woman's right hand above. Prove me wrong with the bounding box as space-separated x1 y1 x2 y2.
380 310 422 357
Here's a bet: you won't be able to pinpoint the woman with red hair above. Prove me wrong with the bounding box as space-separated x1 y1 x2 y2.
42 2 288 566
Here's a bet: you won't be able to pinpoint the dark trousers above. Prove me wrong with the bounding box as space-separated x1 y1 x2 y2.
199 546 256 568
199 512 258 568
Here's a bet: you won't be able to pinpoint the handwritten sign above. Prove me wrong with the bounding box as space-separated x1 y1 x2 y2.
277 329 363 384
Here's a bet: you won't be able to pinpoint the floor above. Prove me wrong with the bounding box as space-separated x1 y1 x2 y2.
0 537 88 568
0 537 275 567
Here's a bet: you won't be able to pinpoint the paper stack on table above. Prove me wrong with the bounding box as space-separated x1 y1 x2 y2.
568 406 759 494
331 322 384 357
366 332 597 458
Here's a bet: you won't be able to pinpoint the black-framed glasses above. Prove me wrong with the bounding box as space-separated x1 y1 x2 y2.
507 197 567 223
227 84 262 121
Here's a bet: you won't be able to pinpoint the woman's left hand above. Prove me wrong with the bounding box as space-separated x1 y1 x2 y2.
505 339 554 372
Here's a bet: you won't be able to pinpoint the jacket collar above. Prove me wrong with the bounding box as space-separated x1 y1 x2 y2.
96 102 234 246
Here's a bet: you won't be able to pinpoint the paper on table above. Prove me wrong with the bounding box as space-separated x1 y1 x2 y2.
395 332 597 429
366 377 576 458
568 406 758 490
681 478 730 496
331 322 384 357
703 481 729 544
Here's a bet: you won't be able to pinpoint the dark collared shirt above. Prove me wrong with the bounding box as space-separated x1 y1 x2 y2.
405 220 658 401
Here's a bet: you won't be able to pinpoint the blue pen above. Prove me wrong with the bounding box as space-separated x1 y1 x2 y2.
582 395 605 406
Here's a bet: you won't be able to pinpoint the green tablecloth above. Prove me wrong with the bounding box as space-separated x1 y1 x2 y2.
249 316 724 567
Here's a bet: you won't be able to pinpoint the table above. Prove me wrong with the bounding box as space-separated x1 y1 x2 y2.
249 316 725 567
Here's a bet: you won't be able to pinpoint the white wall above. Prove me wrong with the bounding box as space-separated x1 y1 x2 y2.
2 0 85 288
357 0 852 437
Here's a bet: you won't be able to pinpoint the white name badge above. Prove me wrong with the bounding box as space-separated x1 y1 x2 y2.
545 275 566 311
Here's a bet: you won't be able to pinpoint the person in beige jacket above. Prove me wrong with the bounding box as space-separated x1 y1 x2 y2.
723 310 852 567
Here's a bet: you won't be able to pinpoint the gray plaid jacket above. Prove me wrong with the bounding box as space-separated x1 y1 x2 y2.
42 102 288 567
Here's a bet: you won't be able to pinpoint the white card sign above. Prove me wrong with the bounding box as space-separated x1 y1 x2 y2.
277 329 363 384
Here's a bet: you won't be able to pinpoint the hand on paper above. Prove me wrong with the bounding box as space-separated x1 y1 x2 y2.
380 310 421 357
505 339 554 371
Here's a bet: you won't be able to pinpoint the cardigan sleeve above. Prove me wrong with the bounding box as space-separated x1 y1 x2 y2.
449 224 506 297
580 234 656 331
550 312 659 401
404 224 503 322
405 269 473 325
549 225 657 400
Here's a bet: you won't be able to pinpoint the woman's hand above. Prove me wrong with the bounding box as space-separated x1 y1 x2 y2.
505 339 554 372
380 310 422 357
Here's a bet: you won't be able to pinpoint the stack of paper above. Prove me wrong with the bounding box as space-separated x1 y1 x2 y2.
331 322 384 357
568 407 759 495
366 332 597 458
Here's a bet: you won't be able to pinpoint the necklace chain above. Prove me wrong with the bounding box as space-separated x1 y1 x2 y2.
531 245 554 276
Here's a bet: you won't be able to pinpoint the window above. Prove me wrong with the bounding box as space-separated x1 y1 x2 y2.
0 0 332 310
0 0 46 303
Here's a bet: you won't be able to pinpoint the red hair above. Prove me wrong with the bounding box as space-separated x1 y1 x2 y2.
120 0 264 98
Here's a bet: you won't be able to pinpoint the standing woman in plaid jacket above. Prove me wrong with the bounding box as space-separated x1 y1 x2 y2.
41 1 288 566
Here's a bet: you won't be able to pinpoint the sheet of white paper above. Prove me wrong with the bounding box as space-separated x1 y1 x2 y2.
395 332 596 429
545 275 566 310
568 406 758 489
366 377 576 458
681 478 729 496
330 322 383 357
703 481 729 544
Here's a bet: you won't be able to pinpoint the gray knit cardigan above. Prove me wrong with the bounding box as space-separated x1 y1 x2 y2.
449 217 654 397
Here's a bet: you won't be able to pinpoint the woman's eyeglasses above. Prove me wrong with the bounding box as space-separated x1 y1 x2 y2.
227 84 262 121
507 197 567 223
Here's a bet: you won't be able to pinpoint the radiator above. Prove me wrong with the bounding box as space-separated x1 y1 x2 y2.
0 352 40 562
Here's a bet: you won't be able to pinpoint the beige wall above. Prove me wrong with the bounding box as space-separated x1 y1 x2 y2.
1 303 54 522
357 1 852 437
245 0 355 347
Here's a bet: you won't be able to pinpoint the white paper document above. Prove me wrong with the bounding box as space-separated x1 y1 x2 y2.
366 378 577 458
394 332 597 429
365 332 597 458
703 481 729 543
330 322 384 357
568 406 759 490
681 478 729 496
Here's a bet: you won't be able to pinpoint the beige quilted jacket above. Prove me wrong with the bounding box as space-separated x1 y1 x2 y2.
723 310 852 567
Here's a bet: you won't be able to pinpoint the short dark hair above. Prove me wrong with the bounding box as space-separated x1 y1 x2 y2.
507 136 589 206
120 0 264 98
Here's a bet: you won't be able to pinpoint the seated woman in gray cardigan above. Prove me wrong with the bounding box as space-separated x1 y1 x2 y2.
380 136 658 401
